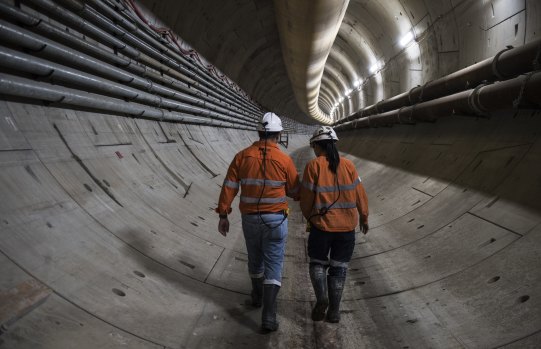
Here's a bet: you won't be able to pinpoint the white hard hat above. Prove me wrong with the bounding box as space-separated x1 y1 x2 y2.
310 125 338 144
257 112 283 132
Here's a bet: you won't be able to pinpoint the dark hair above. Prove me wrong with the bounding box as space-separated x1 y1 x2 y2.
315 140 340 173
258 131 280 139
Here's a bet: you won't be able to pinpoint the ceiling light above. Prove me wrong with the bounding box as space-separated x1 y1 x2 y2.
399 31 414 47
370 61 384 74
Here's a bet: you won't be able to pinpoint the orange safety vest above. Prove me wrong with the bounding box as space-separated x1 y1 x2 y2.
300 155 369 232
216 140 300 215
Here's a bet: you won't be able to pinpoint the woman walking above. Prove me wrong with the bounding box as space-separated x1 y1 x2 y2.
300 126 369 323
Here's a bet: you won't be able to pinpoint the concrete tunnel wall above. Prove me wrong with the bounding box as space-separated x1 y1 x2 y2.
2 97 541 349
1 1 541 349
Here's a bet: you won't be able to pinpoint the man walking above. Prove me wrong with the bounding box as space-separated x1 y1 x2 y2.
216 112 300 332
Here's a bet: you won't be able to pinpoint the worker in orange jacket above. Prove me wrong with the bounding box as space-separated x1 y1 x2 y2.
300 125 369 323
216 112 300 332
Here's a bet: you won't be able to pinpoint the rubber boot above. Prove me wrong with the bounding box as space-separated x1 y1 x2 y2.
250 277 263 308
326 276 345 323
309 264 328 321
261 284 280 332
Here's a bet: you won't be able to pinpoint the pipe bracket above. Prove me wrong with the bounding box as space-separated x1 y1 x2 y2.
408 85 421 104
513 71 537 109
397 106 414 124
492 45 514 80
418 81 430 102
468 84 489 117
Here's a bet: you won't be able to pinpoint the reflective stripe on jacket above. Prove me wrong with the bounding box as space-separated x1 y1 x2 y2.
216 140 300 215
300 155 368 232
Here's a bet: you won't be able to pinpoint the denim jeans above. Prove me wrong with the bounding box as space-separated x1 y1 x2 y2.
241 213 288 286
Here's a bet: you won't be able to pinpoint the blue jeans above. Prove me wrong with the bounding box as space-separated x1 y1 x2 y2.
241 213 288 286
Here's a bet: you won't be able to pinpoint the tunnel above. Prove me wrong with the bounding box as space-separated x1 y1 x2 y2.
0 0 540 348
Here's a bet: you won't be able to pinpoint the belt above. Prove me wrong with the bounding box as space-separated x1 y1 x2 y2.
246 211 285 216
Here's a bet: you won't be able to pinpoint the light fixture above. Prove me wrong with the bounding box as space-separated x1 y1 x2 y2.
354 79 363 88
339 97 344 103
399 31 414 47
370 61 384 74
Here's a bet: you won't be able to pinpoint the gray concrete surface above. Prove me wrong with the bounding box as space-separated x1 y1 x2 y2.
1 101 540 348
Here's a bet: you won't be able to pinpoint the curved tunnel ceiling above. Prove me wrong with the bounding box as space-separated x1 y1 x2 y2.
137 0 450 123
1 0 541 348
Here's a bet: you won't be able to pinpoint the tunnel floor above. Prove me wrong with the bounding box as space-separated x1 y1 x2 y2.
1 102 540 348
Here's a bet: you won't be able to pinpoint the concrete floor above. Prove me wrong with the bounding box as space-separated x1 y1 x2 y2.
1 101 540 348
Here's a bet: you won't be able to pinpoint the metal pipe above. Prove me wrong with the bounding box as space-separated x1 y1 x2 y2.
20 0 260 117
0 3 258 121
0 73 255 130
335 72 541 131
0 47 254 127
25 0 262 119
337 38 541 125
84 0 261 113
0 20 254 125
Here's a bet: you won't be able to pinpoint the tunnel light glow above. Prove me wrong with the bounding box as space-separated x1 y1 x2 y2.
345 89 352 95
369 61 383 74
399 31 414 47
339 97 344 103
354 79 363 88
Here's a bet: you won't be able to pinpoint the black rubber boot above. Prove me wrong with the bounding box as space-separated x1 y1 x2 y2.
261 284 280 332
326 276 345 323
309 264 328 321
250 277 263 308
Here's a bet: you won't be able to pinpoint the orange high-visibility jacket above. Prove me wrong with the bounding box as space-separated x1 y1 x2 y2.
216 140 300 215
300 155 369 232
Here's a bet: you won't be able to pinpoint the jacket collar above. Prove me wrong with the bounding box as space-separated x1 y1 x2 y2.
253 140 279 149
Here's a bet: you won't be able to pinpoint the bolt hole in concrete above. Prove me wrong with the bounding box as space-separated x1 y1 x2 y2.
354 281 366 286
84 183 93 192
518 295 530 303
408 218 415 222
488 276 500 284
112 288 126 297
417 225 425 229
133 270 146 278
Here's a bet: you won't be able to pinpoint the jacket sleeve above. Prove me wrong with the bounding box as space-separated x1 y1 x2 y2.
299 162 316 219
215 153 241 215
285 156 300 200
354 169 369 224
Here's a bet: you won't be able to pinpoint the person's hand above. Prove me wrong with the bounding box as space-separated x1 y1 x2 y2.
218 217 229 237
360 222 369 235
